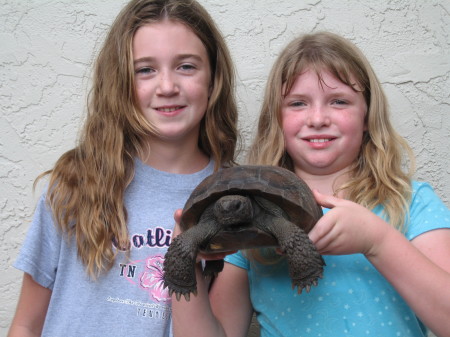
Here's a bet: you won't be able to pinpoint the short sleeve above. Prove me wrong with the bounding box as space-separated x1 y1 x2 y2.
13 193 62 289
224 250 250 270
406 181 450 240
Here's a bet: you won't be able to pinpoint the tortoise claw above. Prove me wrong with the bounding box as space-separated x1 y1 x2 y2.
169 288 198 302
292 272 322 294
164 279 198 302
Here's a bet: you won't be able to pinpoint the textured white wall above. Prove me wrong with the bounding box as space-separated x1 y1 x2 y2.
1 0 449 335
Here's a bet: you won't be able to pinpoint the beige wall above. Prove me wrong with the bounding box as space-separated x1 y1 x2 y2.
1 1 449 335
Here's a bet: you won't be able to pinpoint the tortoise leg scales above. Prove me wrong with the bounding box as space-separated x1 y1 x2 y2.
163 210 222 301
267 218 325 293
163 232 199 301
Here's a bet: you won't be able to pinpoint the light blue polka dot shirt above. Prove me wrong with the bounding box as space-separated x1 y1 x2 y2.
225 181 450 337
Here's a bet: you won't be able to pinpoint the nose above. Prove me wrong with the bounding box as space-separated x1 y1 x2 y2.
156 71 179 96
306 105 331 128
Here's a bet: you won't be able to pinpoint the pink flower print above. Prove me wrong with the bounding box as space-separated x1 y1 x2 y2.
140 255 171 302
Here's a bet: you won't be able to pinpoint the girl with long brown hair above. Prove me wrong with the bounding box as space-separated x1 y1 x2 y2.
8 0 238 336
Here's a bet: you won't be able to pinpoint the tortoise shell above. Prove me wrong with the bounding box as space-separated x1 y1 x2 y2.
180 165 322 235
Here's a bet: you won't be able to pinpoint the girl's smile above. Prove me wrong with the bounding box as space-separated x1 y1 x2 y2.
154 105 187 115
302 134 337 149
281 69 367 177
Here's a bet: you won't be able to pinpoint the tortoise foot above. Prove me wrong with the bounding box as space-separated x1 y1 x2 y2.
283 232 326 294
292 268 324 294
163 235 198 301
164 280 198 302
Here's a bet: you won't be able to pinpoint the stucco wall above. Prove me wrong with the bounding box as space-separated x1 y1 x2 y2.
1 0 449 335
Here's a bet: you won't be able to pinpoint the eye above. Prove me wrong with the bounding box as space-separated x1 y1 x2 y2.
288 100 306 108
135 66 154 76
178 63 196 72
331 99 348 105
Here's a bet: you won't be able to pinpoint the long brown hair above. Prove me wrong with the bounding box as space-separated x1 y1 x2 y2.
248 32 414 230
38 0 238 278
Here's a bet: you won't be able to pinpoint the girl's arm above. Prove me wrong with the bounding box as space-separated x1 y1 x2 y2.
210 262 254 336
310 190 450 337
171 209 254 337
370 227 450 337
8 273 51 337
172 263 253 337
172 262 253 337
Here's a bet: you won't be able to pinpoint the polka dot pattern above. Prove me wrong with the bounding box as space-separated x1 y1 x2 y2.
226 181 450 336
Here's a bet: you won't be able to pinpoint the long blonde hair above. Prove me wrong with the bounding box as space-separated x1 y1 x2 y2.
248 32 414 230
38 0 238 278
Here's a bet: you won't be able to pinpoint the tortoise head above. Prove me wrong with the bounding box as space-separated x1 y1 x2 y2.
213 195 253 226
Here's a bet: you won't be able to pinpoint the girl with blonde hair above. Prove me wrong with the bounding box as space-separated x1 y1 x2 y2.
9 0 238 336
172 32 450 337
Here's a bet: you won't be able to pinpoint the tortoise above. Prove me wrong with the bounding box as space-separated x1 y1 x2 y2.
163 165 325 301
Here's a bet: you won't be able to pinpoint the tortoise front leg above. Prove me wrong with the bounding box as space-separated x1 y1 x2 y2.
267 217 325 293
163 208 222 301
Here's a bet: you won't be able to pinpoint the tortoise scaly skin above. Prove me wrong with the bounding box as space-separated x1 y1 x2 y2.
163 165 325 301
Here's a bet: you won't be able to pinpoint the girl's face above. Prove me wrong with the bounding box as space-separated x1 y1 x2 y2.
281 69 367 178
133 20 211 143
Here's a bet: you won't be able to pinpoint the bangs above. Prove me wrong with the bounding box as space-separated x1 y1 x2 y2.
282 57 366 98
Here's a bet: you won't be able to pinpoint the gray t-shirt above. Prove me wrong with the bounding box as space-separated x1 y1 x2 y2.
14 158 214 337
